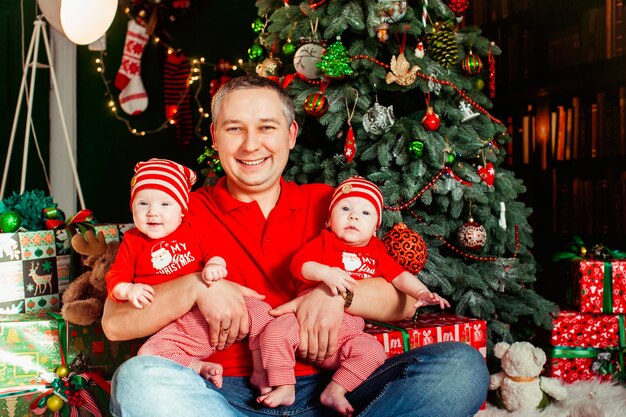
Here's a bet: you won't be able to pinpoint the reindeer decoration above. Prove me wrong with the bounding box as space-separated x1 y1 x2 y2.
28 261 53 295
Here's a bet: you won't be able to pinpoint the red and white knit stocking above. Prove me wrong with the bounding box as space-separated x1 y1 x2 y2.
115 20 149 90
163 51 193 145
116 20 149 115
119 76 148 115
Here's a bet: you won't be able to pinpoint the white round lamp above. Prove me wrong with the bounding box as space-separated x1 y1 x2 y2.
60 0 118 45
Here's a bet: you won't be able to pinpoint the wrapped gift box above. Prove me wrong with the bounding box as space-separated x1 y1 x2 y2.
364 313 487 359
0 390 41 416
570 260 626 314
0 313 145 390
549 310 625 383
0 224 133 315
0 230 62 314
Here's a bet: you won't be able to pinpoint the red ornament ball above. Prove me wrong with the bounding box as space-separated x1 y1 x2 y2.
304 93 329 117
421 107 440 131
457 218 487 251
461 52 483 75
446 0 470 17
382 223 428 274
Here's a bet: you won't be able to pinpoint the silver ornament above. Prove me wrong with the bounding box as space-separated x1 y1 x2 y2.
363 102 395 135
459 100 480 122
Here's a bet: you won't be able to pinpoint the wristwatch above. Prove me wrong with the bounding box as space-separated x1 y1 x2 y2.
339 290 353 309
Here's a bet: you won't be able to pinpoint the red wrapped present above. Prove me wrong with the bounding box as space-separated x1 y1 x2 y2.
571 260 626 314
550 310 625 384
364 313 487 359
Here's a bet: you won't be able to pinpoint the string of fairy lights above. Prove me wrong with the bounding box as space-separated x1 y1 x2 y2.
92 6 247 142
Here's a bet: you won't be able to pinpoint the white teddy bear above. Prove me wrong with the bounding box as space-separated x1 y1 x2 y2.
489 341 568 412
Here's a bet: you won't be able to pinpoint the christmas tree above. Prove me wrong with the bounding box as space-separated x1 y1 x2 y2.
231 0 557 348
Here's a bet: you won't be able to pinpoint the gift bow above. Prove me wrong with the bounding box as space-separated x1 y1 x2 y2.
30 312 111 416
551 315 625 384
552 235 626 262
30 371 109 417
45 208 97 232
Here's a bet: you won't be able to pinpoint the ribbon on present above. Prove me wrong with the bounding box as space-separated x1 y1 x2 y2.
43 206 66 229
553 235 626 262
30 312 111 416
551 315 625 384
602 261 614 313
46 208 98 236
366 320 411 353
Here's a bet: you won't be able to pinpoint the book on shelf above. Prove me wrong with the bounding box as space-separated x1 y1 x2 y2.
581 6 607 63
522 114 530 164
618 86 626 155
591 102 599 158
572 96 581 159
565 107 573 160
555 105 567 161
547 25 581 70
607 0 625 57
597 91 607 157
550 110 557 161
615 0 625 57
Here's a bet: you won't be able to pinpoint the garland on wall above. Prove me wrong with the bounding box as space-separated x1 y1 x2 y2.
92 1 244 145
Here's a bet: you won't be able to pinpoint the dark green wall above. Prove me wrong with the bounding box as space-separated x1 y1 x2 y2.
0 1 49 198
76 2 257 223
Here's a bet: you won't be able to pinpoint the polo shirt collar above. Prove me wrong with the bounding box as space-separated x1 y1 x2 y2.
212 176 308 214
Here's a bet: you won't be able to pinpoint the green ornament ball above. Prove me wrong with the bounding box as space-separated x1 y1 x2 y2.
247 44 267 62
408 140 424 159
251 18 264 34
282 42 296 56
212 159 224 175
446 153 456 164
476 78 485 91
0 210 21 233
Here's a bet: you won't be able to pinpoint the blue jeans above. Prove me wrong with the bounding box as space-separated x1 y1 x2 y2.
110 342 488 417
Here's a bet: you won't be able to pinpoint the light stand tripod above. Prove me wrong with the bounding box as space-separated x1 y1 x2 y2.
1 16 85 209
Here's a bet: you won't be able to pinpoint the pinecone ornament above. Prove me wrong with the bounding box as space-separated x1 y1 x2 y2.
425 21 458 68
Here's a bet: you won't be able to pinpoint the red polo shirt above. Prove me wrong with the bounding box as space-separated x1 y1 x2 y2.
187 176 333 376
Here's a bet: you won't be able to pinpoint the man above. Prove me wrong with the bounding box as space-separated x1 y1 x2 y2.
103 75 488 416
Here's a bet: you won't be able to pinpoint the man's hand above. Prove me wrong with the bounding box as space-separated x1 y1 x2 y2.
195 279 265 351
270 285 343 363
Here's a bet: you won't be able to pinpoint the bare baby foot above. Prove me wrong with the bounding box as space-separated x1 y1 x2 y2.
257 385 296 408
250 368 272 396
320 381 354 417
198 361 224 388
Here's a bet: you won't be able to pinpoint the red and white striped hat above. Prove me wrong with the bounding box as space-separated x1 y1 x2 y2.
130 158 197 213
329 176 384 227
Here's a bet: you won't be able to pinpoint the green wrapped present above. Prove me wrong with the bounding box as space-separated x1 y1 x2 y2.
0 313 145 390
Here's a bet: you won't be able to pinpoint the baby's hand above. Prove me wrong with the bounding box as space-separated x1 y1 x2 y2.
414 290 450 310
323 267 357 296
202 263 228 285
125 284 155 309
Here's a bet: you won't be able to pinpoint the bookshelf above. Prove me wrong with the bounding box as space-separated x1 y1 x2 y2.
468 0 626 304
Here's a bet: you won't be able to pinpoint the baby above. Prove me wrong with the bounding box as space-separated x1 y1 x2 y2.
257 176 450 416
105 158 273 388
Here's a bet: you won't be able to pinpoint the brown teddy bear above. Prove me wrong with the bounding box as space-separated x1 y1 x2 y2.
61 230 120 326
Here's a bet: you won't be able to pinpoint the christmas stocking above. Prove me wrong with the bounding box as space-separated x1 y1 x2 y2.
115 20 149 90
164 51 193 145
119 76 148 115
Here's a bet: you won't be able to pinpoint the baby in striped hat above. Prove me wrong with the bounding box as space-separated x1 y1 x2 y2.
107 159 276 389
257 176 450 416
107 158 228 307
